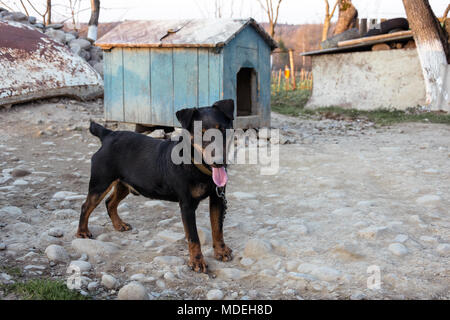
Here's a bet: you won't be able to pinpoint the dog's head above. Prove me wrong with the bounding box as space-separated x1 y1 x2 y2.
176 99 234 185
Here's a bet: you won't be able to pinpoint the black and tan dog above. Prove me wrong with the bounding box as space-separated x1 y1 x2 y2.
76 99 235 272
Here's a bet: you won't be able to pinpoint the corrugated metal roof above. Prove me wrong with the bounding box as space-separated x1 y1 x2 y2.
95 18 277 50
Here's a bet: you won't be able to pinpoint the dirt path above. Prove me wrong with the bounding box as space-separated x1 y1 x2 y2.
0 101 449 300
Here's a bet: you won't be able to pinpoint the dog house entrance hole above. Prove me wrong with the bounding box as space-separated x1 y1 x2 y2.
236 68 257 116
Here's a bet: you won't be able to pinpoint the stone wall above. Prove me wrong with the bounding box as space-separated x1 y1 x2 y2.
305 48 427 111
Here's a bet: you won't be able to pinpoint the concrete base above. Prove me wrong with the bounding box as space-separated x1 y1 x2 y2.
305 49 427 111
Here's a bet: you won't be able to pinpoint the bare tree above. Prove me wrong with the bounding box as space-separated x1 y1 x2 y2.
442 4 450 20
87 0 100 41
403 0 449 110
23 0 50 25
256 0 283 38
322 0 338 41
46 0 51 25
333 0 357 35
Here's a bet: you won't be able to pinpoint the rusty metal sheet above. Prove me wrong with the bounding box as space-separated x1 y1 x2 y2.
0 21 103 106
95 18 277 51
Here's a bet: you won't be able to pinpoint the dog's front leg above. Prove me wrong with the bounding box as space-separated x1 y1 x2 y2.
180 203 208 273
209 193 233 262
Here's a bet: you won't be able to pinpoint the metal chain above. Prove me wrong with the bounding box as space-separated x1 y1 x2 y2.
215 186 228 216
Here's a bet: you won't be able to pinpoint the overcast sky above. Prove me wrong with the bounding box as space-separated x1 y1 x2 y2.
4 0 449 25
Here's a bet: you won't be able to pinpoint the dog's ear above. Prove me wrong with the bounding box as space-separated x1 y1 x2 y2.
213 99 234 120
176 108 196 129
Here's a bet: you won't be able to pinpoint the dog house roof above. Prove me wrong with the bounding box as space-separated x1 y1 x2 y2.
95 18 277 50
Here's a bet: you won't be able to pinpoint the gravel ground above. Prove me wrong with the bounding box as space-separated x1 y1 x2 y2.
0 100 449 300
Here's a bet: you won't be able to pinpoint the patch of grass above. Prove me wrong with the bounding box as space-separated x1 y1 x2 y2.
271 90 450 126
0 266 22 278
271 90 311 116
2 279 89 300
307 107 450 126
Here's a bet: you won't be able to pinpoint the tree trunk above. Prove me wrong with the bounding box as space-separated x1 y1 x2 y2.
269 21 275 38
322 0 338 41
334 0 357 35
87 0 100 41
403 0 449 110
46 0 51 25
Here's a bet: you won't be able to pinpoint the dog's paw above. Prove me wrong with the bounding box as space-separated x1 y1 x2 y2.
188 256 208 273
214 245 233 262
76 230 93 239
114 221 132 232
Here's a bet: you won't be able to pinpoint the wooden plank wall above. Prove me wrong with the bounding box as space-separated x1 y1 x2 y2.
103 47 223 126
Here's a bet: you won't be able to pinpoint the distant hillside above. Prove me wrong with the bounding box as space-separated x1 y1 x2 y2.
261 22 333 71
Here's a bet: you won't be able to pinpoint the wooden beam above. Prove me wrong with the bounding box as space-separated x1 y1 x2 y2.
337 30 412 47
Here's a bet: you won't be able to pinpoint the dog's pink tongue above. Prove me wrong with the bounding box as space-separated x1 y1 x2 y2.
212 167 228 187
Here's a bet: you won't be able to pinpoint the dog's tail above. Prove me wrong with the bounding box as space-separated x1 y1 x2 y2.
89 121 112 142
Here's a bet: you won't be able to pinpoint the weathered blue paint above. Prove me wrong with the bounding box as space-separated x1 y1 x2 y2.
102 23 272 128
173 48 198 127
123 48 151 124
222 26 272 127
208 50 222 105
197 48 209 107
151 48 174 125
104 48 124 121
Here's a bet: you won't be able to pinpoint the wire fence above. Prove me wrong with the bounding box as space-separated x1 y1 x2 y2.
271 68 313 92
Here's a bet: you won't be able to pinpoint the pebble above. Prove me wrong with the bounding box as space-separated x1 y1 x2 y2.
164 271 176 281
45 244 69 262
216 268 247 280
420 236 437 244
156 230 185 243
350 292 366 300
240 257 254 267
130 273 146 282
207 289 224 300
231 192 256 200
101 274 118 289
153 256 184 266
87 282 99 291
358 226 388 240
243 238 272 258
71 239 120 258
11 168 31 177
143 200 166 208
52 191 78 200
388 243 408 256
48 227 64 238
144 240 158 248
54 209 78 219
416 195 441 205
69 38 91 50
436 244 450 256
296 263 342 281
118 281 148 300
69 260 92 272
394 234 409 243
0 243 6 250
0 206 22 216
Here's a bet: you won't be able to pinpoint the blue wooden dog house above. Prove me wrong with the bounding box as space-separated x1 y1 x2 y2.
95 18 277 129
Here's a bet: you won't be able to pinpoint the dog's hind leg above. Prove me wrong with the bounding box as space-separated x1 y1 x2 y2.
105 181 132 232
76 180 116 239
209 193 233 262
